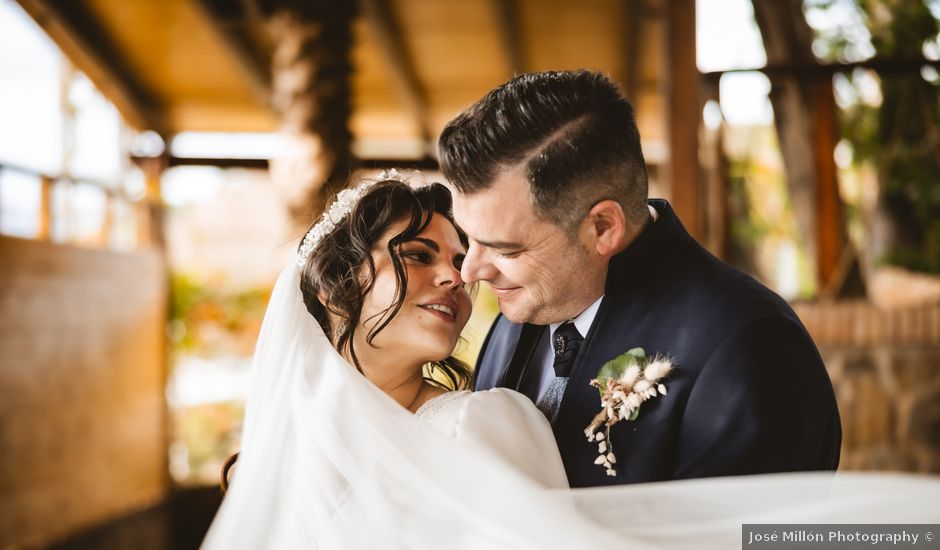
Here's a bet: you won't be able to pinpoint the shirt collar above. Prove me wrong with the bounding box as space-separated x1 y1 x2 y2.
549 295 604 339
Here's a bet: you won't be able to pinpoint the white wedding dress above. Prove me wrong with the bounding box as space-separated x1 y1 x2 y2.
201 266 940 550
415 389 569 489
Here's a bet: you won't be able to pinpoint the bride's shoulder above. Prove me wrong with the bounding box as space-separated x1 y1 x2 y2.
416 388 533 417
416 388 547 434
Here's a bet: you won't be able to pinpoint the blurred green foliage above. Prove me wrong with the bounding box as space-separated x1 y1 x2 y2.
815 0 940 273
168 272 272 359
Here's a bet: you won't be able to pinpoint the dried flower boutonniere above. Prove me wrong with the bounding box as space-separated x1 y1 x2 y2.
584 348 674 476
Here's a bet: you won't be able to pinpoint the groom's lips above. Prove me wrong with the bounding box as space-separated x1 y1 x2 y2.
490 285 521 298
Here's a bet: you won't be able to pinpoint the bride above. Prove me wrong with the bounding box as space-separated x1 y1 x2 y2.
202 173 940 550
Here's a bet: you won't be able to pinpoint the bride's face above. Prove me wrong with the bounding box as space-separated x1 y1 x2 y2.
354 213 472 370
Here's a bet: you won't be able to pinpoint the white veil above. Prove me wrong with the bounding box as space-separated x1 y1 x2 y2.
201 264 940 550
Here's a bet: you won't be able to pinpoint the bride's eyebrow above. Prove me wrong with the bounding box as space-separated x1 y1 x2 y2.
406 237 439 252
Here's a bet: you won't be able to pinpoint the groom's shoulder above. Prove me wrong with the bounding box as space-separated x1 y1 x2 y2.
474 314 524 390
666 241 796 318
481 313 523 350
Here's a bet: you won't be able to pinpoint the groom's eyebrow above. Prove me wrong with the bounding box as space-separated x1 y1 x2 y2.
474 238 523 250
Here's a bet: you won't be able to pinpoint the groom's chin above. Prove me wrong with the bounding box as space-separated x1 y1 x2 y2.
495 299 534 325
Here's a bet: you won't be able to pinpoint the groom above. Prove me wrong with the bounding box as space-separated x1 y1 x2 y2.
438 70 841 487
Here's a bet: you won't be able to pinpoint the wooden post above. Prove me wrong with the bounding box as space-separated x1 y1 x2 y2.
263 1 357 231
136 156 166 249
39 175 53 241
700 77 728 258
812 77 844 290
665 0 702 241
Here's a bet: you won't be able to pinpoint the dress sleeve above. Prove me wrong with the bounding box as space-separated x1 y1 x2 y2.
452 388 570 489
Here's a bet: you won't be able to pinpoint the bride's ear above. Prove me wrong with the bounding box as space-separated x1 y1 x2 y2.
585 200 626 258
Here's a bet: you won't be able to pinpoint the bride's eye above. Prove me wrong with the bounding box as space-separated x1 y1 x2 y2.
401 249 432 264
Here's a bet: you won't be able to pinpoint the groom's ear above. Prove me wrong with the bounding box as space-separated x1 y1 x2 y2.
586 200 627 258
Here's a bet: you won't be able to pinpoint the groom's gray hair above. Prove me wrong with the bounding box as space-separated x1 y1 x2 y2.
437 70 649 232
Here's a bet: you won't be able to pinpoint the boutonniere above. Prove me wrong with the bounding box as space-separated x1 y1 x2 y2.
584 348 674 476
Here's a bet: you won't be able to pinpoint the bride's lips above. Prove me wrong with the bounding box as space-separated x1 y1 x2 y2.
418 298 459 322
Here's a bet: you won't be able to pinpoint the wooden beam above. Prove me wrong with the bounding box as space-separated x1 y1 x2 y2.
141 155 440 171
665 0 702 241
194 0 273 105
360 0 431 144
492 0 524 77
702 57 940 79
15 0 166 134
359 156 438 171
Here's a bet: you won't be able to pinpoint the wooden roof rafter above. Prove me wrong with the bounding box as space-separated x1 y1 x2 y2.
360 0 432 146
15 0 167 135
194 0 273 106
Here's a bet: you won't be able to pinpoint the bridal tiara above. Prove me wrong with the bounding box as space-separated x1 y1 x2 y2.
296 168 403 268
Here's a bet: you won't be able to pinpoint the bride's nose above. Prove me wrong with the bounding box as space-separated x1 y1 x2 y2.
434 260 464 290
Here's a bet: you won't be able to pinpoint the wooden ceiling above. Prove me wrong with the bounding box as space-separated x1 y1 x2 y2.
16 0 672 159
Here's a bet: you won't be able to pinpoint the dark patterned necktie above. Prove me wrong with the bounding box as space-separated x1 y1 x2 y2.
536 322 584 423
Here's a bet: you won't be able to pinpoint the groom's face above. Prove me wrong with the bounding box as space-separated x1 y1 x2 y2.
450 168 607 325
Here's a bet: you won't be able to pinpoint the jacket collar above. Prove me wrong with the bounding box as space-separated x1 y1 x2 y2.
604 199 694 295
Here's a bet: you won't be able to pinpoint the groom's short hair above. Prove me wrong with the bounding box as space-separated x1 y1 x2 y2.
438 70 649 231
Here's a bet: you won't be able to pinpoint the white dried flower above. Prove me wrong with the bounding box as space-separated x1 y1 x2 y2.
606 469 617 477
606 452 617 464
595 432 605 441
598 441 608 453
644 357 674 382
620 364 641 387
633 379 651 393
658 384 667 395
594 455 606 465
626 393 642 410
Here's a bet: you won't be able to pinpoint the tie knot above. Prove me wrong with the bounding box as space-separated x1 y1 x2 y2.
552 322 583 362
551 323 583 378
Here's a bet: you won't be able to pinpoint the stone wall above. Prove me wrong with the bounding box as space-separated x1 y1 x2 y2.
0 237 170 548
794 300 940 473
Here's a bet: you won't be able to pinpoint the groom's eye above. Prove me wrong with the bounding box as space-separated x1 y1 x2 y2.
495 250 522 259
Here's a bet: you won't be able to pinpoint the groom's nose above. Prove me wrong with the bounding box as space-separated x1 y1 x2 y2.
461 242 499 284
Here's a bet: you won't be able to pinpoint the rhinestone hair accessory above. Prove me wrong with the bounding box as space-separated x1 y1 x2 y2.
296 169 402 268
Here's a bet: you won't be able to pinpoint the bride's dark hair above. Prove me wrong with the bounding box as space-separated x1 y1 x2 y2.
298 178 473 391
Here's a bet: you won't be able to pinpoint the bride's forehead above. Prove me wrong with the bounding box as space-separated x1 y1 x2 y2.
375 212 461 246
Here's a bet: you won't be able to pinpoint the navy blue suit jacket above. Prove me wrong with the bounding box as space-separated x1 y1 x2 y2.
475 199 842 487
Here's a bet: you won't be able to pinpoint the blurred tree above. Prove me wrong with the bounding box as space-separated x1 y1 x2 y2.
820 0 940 274
752 0 850 295
859 0 940 273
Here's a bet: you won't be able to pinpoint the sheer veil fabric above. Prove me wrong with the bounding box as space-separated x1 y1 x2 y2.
201 265 940 550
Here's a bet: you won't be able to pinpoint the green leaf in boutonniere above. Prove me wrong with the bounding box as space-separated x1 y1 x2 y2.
585 348 674 477
593 347 646 398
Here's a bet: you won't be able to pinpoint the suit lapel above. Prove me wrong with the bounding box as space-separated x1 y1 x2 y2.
500 323 544 398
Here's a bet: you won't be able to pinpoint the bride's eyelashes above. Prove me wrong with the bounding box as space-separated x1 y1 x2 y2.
401 242 467 272
401 248 433 264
